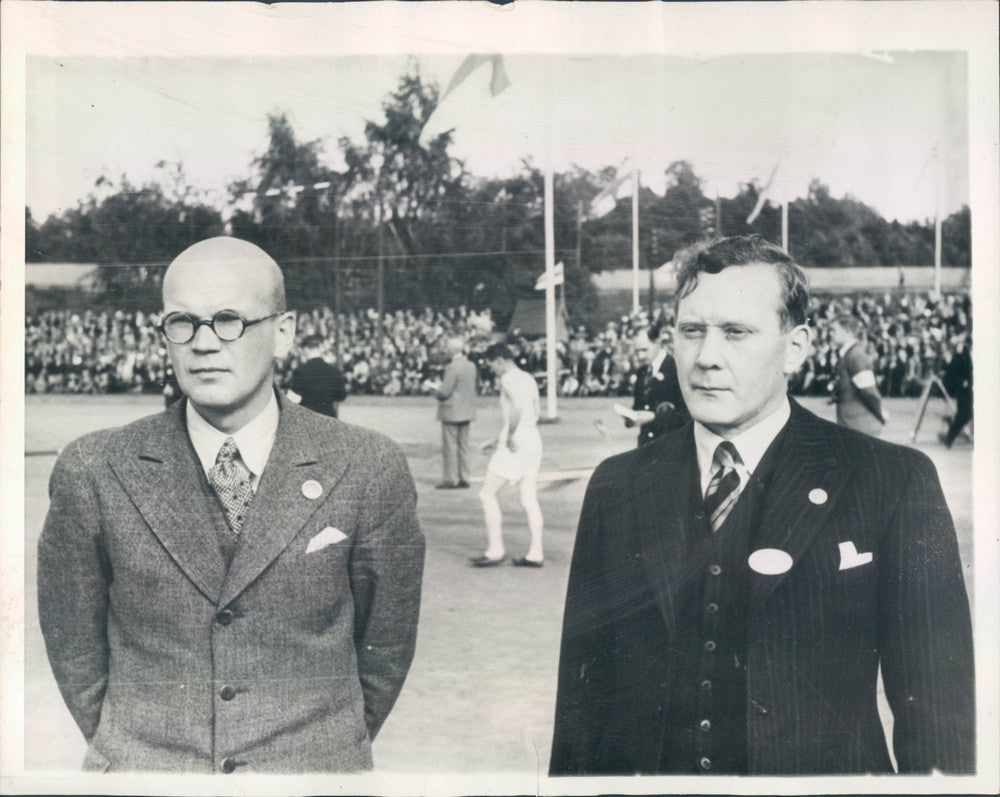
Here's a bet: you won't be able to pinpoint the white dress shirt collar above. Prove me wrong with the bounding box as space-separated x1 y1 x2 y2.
186 391 280 488
650 348 667 373
693 397 791 496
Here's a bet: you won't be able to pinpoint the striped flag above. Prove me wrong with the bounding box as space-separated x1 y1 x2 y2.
746 160 781 224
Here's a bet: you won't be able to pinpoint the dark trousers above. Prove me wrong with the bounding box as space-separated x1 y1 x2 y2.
944 392 972 446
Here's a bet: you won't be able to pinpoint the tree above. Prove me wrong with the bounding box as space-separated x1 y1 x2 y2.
228 113 346 308
27 163 224 310
941 205 970 267
339 61 465 312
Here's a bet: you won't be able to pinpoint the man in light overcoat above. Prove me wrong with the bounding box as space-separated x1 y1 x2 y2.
38 236 425 773
434 335 478 489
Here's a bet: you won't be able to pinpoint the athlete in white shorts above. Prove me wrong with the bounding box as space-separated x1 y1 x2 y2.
472 343 545 568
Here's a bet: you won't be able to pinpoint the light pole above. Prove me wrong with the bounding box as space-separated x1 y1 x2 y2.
371 150 386 349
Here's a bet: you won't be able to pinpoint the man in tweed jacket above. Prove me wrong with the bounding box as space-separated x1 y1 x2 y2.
550 235 973 775
38 237 425 773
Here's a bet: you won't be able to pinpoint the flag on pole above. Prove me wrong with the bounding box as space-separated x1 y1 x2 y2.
421 54 510 145
588 161 632 218
535 261 565 290
441 54 510 102
746 160 781 224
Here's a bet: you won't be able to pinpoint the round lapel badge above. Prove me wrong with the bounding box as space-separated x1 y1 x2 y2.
301 479 323 500
808 488 828 505
748 548 794 575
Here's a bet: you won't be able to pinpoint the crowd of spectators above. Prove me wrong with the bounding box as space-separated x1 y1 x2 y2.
24 290 972 402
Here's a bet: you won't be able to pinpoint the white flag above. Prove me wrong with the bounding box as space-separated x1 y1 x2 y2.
441 54 510 102
589 164 632 219
746 160 781 224
535 261 565 290
421 54 510 144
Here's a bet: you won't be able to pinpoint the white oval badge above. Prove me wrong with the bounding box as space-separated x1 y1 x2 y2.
808 488 828 505
301 479 323 500
748 548 793 575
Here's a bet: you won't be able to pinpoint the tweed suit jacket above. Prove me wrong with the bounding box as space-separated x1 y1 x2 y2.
38 395 425 773
550 400 974 775
436 356 477 423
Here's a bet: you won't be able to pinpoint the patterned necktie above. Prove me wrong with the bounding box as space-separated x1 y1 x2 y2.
703 441 746 532
207 437 254 535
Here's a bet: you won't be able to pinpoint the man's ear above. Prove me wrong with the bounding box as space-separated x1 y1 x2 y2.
783 323 812 376
273 311 297 359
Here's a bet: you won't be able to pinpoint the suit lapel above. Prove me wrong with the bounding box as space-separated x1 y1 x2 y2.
218 401 351 608
108 402 228 604
749 401 854 609
632 426 701 636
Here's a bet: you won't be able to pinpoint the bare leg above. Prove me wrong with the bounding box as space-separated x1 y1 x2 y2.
479 470 507 558
518 473 544 562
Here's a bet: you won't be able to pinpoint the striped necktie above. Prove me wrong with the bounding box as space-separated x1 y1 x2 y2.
704 441 746 532
207 437 254 535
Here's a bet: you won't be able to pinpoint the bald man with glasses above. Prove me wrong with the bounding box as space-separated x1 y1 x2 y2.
38 237 425 774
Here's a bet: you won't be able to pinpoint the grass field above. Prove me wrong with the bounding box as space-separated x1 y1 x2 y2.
21 393 973 773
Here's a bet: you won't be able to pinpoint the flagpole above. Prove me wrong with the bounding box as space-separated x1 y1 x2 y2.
632 167 640 314
781 202 789 254
544 166 558 420
933 178 942 297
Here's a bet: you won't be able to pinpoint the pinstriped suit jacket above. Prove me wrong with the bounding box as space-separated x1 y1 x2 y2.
550 400 974 775
38 395 425 773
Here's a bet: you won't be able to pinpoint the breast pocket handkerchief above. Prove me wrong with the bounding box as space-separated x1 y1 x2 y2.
838 540 873 570
306 526 348 554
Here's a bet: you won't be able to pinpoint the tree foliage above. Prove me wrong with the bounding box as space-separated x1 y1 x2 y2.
27 67 972 319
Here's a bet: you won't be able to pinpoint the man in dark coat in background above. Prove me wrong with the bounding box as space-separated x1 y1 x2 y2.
940 332 973 447
550 234 973 776
630 321 689 446
289 333 348 418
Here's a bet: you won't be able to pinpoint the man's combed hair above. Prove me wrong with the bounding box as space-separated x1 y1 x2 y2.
673 234 809 329
483 342 514 362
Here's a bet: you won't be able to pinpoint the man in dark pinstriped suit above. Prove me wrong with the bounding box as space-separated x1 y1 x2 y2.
550 235 973 775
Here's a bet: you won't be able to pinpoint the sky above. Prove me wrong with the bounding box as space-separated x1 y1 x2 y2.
25 51 968 224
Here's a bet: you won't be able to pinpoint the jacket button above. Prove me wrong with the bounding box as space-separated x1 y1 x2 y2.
708 564 722 576
700 679 712 691
220 685 236 701
704 640 717 652
699 719 711 731
706 602 719 614
221 757 237 774
216 609 234 626
700 756 712 770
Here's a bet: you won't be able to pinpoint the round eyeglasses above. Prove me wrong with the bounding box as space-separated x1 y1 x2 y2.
158 311 283 344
